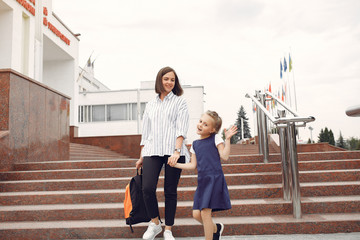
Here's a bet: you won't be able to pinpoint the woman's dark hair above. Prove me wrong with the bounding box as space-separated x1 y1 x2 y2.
155 66 183 96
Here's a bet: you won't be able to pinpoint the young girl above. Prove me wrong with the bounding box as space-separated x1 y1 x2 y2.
169 110 237 240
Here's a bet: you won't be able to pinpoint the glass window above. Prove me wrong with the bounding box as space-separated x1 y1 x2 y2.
131 103 137 120
107 104 127 121
92 105 105 122
78 106 82 122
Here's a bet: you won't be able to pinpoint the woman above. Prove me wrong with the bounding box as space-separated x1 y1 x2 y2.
136 66 189 240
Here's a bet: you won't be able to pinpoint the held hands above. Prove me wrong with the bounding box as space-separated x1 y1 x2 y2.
168 152 180 167
224 125 238 140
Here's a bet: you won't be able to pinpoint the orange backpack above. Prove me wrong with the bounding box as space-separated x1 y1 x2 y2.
123 169 150 232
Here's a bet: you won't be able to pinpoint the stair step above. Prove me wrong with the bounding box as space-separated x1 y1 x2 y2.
1 170 359 192
13 159 138 171
2 159 359 180
0 213 359 239
1 196 359 222
1 146 359 239
1 182 359 205
229 151 360 163
68 143 128 160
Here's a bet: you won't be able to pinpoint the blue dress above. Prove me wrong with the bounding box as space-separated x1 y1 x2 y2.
192 134 231 212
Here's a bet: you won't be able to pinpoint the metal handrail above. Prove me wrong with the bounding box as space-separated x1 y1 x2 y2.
245 93 277 122
246 90 316 219
265 91 299 117
247 92 315 125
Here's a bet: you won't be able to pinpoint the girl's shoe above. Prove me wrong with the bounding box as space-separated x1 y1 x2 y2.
142 222 162 240
213 223 224 240
163 229 175 240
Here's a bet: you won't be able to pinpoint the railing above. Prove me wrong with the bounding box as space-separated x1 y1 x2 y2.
246 90 315 219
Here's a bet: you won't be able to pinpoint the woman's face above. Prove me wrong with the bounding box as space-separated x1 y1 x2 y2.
161 71 175 95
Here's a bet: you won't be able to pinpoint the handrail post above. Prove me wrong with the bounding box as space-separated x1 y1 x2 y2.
277 110 291 201
255 91 263 155
287 122 302 218
246 90 313 219
259 92 269 163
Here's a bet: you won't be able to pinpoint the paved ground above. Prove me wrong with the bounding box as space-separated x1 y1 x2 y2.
95 232 360 240
176 233 360 239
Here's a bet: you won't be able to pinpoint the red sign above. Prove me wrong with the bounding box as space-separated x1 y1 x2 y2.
15 0 71 46
16 0 35 16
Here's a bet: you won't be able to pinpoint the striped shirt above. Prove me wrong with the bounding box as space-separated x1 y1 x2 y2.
140 91 190 162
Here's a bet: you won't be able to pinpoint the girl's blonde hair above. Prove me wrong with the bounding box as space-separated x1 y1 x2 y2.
206 110 222 134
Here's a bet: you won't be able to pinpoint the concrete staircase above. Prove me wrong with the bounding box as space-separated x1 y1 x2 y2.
70 143 129 160
0 144 360 239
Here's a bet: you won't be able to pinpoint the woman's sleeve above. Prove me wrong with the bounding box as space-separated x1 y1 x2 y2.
140 103 150 146
176 98 189 138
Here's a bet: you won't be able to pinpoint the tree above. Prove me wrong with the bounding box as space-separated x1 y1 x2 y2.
329 130 335 145
347 137 360 150
318 129 325 142
318 127 335 145
234 105 252 143
336 132 346 149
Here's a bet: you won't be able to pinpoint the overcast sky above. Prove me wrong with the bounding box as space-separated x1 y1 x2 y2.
53 0 360 142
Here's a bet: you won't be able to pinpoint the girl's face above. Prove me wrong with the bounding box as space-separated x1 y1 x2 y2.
197 113 216 138
161 71 175 95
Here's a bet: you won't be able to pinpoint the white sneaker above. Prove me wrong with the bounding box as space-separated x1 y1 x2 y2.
142 222 162 240
163 230 175 240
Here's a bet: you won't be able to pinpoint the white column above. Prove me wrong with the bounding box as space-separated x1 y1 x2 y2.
34 0 43 82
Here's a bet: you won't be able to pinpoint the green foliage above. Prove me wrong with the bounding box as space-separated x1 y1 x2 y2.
318 127 335 146
329 130 335 145
336 132 347 149
347 137 360 150
234 105 252 143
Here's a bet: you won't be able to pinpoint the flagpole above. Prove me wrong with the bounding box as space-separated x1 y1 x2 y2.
290 48 298 111
289 48 299 141
285 55 292 108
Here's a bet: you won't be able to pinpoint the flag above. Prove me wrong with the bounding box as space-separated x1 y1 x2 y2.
269 82 272 93
289 54 292 72
280 61 283 79
283 57 287 72
282 86 285 102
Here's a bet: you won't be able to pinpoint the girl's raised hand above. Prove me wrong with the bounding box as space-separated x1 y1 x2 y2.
224 125 238 140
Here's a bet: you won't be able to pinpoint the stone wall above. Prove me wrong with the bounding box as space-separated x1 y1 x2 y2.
0 69 70 171
70 126 141 159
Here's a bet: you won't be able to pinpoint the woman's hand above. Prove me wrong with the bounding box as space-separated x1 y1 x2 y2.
168 152 180 167
135 157 143 169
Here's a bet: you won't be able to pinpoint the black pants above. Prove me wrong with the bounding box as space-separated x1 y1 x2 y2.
142 155 185 226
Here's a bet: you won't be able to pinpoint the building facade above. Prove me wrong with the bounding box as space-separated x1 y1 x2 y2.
0 0 80 126
77 80 204 144
0 0 204 145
